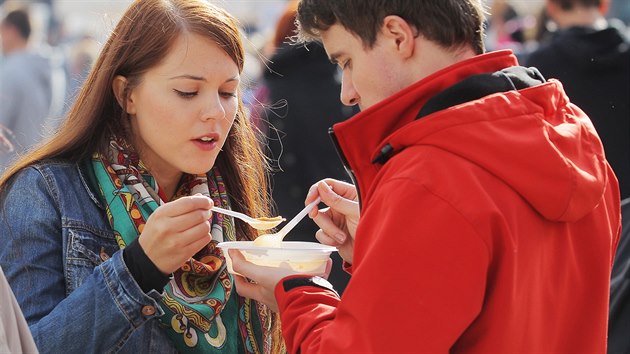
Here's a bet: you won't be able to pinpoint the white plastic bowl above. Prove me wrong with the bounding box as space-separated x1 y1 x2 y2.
217 241 337 275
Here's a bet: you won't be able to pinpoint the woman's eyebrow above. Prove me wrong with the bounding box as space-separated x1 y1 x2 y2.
169 74 206 81
169 75 240 84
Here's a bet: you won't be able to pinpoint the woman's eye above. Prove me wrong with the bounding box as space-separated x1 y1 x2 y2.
174 89 197 99
220 91 237 98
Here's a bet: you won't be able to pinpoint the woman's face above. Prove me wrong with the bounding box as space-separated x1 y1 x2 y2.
124 33 240 179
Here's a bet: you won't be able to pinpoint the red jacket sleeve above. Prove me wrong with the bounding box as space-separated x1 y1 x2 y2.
274 180 490 353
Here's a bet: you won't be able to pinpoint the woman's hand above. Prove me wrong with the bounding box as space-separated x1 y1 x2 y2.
306 179 359 264
138 195 213 274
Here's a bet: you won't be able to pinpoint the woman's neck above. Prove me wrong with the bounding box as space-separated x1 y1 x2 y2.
151 168 182 202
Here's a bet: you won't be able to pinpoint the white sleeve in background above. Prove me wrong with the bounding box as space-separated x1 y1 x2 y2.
0 266 38 354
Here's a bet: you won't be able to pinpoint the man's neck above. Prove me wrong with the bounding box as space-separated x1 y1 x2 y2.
553 7 607 30
3 40 27 56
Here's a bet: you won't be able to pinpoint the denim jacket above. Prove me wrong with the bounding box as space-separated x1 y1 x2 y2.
0 159 177 354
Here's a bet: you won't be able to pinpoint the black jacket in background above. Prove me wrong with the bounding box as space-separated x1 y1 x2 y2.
609 198 630 354
263 43 357 217
526 25 630 199
262 43 358 293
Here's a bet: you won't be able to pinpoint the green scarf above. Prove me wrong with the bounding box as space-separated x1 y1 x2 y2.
91 138 272 353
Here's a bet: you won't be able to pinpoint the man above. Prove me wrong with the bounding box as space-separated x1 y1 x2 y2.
526 0 630 200
230 1 620 352
0 9 60 171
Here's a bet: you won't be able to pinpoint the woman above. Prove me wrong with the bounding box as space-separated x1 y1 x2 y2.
0 0 282 353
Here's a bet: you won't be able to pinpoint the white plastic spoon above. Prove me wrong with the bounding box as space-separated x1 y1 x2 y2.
253 197 321 247
211 206 285 230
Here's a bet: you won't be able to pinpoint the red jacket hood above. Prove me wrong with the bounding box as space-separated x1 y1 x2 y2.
332 50 612 222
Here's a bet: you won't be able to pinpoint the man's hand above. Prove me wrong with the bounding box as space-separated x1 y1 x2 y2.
306 179 359 263
230 249 332 312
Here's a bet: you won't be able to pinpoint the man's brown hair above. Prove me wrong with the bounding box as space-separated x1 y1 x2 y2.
1 9 31 40
549 0 602 11
296 0 486 54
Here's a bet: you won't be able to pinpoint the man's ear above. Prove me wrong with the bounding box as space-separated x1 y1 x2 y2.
112 75 136 114
381 15 416 59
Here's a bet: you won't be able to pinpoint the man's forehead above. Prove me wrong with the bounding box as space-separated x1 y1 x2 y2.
320 24 355 60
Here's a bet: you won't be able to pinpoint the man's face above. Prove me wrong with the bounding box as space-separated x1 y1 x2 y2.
321 24 412 111
0 23 19 56
0 23 9 55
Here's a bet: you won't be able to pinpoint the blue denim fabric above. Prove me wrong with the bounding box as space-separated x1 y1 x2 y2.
0 160 177 354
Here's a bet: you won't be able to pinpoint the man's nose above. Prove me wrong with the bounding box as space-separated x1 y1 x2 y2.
340 75 359 107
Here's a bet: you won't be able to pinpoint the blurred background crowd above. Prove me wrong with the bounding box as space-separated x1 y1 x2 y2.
1 0 630 298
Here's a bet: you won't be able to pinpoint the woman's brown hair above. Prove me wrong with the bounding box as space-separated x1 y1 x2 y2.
0 0 282 351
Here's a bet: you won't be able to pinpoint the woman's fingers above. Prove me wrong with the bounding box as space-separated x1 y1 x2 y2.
179 221 212 244
158 195 213 217
138 197 216 274
166 208 213 232
182 231 213 255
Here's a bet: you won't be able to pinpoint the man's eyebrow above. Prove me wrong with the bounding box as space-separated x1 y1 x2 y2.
328 52 341 65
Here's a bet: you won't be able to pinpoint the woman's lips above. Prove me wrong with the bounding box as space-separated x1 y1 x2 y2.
193 138 218 151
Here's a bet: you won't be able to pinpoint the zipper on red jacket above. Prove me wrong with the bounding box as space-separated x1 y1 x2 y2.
328 127 362 209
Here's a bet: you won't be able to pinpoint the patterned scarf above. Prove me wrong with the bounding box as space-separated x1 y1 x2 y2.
91 138 272 353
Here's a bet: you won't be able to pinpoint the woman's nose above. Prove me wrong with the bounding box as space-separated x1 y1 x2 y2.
201 94 226 121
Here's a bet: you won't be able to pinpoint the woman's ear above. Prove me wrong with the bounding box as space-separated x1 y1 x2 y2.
381 15 416 59
112 75 136 114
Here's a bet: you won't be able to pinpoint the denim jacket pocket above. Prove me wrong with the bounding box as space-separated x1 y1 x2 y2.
66 227 118 293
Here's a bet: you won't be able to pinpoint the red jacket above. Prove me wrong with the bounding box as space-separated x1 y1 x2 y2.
274 50 620 353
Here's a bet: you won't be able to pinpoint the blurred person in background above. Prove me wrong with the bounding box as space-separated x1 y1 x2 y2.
609 0 630 25
525 0 630 200
64 34 99 112
0 8 64 172
0 0 284 353
229 0 620 352
261 0 355 293
525 5 630 350
485 0 527 53
0 265 38 354
610 198 630 354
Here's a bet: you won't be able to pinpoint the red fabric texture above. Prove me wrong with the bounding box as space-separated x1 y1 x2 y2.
276 50 621 353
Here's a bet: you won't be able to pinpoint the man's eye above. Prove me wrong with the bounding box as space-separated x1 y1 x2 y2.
174 89 197 98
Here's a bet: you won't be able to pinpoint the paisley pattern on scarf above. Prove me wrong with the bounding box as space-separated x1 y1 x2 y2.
91 138 270 353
